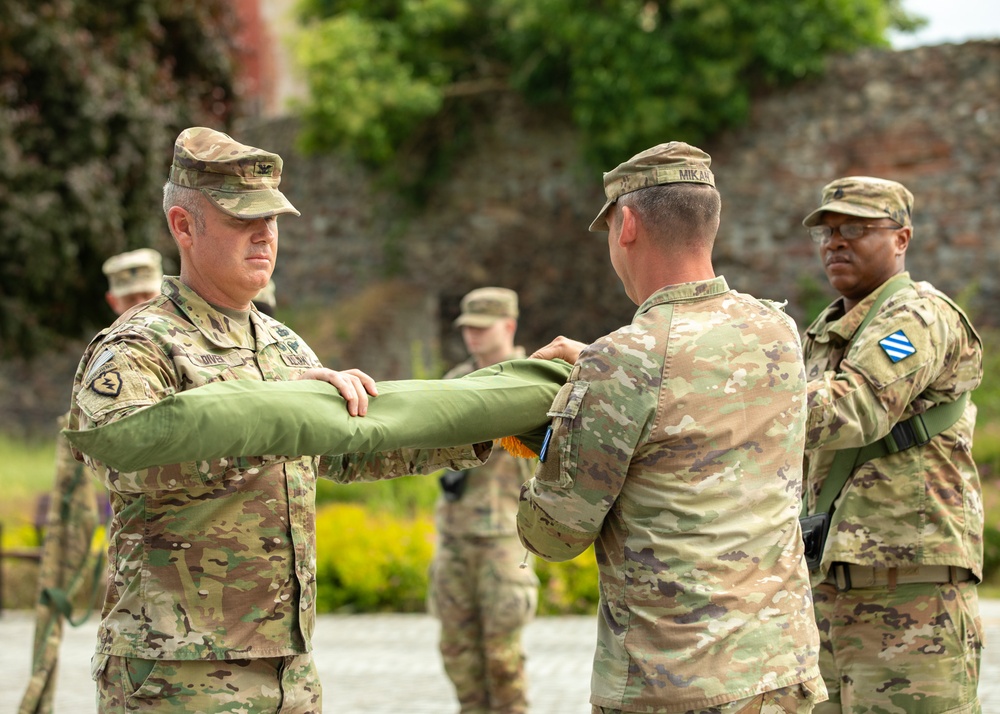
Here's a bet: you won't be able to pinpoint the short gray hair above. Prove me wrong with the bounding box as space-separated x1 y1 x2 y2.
162 181 206 233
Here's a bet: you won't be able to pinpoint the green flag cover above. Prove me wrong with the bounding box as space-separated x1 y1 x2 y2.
64 358 570 473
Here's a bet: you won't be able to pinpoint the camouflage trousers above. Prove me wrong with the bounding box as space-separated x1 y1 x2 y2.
813 579 982 714
592 676 825 714
428 534 539 714
92 651 321 713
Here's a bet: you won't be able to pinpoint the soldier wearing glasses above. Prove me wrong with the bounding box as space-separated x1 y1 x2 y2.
800 176 984 713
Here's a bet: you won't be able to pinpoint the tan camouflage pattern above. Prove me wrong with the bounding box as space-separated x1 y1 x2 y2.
19 416 104 714
168 126 300 219
435 352 534 537
802 176 913 228
595 676 825 714
68 276 484 664
517 277 824 712
589 142 715 231
430 351 538 713
802 274 984 713
802 274 984 579
93 651 320 713
428 536 538 714
102 248 163 298
812 581 982 713
454 288 520 328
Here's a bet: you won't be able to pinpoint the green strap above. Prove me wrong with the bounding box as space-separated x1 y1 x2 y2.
807 274 920 517
813 393 968 516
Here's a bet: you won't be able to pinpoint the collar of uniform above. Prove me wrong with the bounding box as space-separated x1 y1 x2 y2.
634 275 730 318
163 276 256 350
248 309 285 348
818 271 912 343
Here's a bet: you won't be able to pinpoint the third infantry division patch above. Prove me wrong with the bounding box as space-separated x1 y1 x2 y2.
879 330 916 363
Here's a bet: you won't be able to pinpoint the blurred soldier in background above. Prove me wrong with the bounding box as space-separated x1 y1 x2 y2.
429 287 539 714
253 278 277 316
19 247 163 714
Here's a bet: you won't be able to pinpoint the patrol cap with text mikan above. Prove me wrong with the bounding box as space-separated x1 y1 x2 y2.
102 248 163 297
454 287 519 328
589 141 716 231
168 127 300 220
802 176 913 228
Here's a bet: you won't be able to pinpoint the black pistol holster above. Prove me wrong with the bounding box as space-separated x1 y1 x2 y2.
439 469 470 502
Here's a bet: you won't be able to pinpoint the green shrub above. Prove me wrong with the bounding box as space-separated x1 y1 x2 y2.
313 500 601 615
315 502 436 613
534 547 600 615
316 473 441 516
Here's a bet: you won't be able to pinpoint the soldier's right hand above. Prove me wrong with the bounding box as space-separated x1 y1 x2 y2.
296 367 378 416
531 336 586 365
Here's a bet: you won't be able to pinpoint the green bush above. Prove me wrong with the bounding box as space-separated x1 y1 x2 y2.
313 500 600 614
315 502 436 613
535 547 600 615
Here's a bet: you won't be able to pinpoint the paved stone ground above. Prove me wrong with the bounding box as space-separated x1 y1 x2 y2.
3 601 999 713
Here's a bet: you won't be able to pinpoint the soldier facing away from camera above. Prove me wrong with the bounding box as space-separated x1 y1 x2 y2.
519 142 827 714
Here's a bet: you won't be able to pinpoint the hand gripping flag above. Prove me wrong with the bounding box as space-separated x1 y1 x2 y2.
63 359 571 473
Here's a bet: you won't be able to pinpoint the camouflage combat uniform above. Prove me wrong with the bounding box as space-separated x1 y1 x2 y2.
429 349 539 714
803 273 984 714
68 277 484 713
517 277 825 713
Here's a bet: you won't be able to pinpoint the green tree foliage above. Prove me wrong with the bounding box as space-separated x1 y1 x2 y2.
0 0 239 358
293 0 922 167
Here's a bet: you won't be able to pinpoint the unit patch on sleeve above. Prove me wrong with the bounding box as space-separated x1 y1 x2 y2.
90 369 123 397
878 330 916 363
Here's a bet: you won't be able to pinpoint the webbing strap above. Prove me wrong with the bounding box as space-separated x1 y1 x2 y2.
813 393 968 516
806 276 913 517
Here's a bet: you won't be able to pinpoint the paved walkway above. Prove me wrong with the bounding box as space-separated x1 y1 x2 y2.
3 601 999 713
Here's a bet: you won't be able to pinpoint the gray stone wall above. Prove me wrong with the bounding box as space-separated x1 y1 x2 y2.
3 40 998 435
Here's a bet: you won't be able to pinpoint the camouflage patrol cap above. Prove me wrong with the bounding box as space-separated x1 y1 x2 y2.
102 248 163 297
802 176 913 228
168 127 300 220
589 141 716 231
454 287 519 328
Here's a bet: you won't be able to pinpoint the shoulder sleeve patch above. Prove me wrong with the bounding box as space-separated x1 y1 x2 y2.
878 330 916 363
76 343 156 424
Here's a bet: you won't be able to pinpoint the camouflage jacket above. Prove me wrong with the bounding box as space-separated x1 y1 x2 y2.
68 276 483 660
435 349 536 537
517 277 822 712
803 273 984 578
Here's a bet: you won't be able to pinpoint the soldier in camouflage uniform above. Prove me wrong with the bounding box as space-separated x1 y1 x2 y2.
800 177 984 713
20 247 162 714
428 287 539 714
66 127 487 713
517 142 826 714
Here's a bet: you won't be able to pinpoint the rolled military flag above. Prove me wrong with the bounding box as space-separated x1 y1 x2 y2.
64 358 570 472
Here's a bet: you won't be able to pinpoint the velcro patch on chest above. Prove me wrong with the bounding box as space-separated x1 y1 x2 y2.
878 330 916 363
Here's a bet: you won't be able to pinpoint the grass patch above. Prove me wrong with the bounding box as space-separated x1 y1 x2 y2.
0 432 55 534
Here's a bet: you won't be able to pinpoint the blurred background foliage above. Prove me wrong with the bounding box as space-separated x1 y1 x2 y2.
292 0 921 168
0 0 239 358
0 0 924 360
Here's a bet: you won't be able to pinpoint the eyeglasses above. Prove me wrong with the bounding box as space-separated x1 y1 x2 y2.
808 223 901 244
